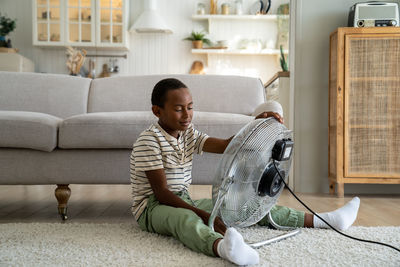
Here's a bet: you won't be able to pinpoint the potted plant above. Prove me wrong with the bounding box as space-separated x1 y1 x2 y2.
279 45 288 72
183 31 212 49
0 13 16 47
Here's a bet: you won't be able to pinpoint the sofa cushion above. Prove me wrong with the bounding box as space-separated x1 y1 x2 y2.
59 111 254 149
0 72 91 119
192 112 255 138
88 75 265 115
0 111 62 152
59 111 157 149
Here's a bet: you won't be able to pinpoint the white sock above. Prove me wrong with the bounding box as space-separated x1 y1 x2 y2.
313 197 360 231
217 227 259 265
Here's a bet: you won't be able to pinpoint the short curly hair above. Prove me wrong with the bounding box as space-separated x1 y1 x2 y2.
151 78 188 107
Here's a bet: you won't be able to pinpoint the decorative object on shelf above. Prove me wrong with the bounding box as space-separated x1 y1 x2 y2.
262 0 272 14
189 60 205 74
183 31 212 49
98 64 111 78
238 38 262 51
249 0 263 15
265 39 275 49
50 34 60 42
196 3 206 15
65 46 87 76
235 0 243 15
278 2 289 15
221 3 230 15
43 11 53 19
108 58 119 73
87 59 96 79
0 13 16 48
210 0 218 14
277 3 289 50
217 40 228 47
279 45 288 71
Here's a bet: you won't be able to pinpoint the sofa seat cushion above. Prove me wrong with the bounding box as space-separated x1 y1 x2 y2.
0 111 62 152
59 111 156 149
59 111 254 149
192 112 254 138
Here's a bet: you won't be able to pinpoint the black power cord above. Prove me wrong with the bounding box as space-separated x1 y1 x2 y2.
272 160 400 254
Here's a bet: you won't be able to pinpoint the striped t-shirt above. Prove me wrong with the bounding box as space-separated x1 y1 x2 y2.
130 122 209 220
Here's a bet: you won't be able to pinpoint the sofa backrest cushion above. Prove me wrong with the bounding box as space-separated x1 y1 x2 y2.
88 75 265 115
0 72 91 118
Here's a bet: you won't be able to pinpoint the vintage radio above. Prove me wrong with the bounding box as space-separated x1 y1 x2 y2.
348 1 399 27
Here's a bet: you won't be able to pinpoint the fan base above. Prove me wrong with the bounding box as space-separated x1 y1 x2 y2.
249 228 301 248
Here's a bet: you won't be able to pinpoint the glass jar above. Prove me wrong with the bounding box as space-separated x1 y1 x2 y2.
235 0 243 15
197 3 206 15
221 3 230 15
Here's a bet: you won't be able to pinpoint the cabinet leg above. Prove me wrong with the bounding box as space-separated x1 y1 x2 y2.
55 184 71 220
336 183 344 198
329 181 336 195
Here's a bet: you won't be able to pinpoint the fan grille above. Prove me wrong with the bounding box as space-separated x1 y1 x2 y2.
212 118 293 228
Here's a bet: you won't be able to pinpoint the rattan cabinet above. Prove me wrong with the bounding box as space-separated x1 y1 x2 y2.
329 27 400 197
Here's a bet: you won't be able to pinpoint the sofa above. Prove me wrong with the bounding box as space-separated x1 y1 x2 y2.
0 71 267 220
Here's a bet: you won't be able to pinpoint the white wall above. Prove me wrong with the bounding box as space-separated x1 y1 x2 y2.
292 0 400 194
1 0 288 83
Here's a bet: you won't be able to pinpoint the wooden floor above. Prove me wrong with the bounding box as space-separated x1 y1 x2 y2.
0 185 399 226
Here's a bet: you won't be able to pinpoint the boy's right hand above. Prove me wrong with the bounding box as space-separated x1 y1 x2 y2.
255 111 284 124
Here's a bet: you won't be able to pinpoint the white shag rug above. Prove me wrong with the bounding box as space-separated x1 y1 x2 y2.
0 223 399 266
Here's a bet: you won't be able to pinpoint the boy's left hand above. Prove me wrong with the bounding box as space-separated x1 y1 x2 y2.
255 111 284 124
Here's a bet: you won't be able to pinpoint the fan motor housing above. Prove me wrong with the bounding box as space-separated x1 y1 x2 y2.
258 164 285 197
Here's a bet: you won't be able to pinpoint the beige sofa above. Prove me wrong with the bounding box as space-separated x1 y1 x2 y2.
0 71 266 219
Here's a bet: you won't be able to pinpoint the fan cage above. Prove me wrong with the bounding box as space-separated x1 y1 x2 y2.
212 118 293 228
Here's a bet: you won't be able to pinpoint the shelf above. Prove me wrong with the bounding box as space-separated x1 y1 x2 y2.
191 48 288 55
192 14 289 21
0 47 19 53
37 19 61 23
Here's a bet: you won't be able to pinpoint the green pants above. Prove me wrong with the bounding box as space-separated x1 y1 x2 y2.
137 191 304 257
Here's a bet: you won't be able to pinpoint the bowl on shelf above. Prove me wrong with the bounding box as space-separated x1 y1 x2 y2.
217 40 228 47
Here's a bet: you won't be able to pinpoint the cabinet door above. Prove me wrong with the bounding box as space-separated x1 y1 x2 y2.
33 0 64 45
344 33 400 178
66 0 96 46
96 0 127 48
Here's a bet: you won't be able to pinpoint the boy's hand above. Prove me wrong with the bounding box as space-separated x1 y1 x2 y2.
255 111 284 124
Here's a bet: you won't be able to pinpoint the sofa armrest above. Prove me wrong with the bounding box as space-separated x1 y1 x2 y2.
252 101 284 118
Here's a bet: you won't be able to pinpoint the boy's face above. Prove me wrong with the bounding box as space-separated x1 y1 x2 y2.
152 87 193 138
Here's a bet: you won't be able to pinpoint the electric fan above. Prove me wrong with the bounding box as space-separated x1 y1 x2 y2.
208 118 300 247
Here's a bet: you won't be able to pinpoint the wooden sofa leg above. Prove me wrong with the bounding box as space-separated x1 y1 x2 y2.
55 184 71 220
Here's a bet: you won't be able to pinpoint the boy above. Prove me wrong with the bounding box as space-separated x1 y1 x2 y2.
130 78 360 265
